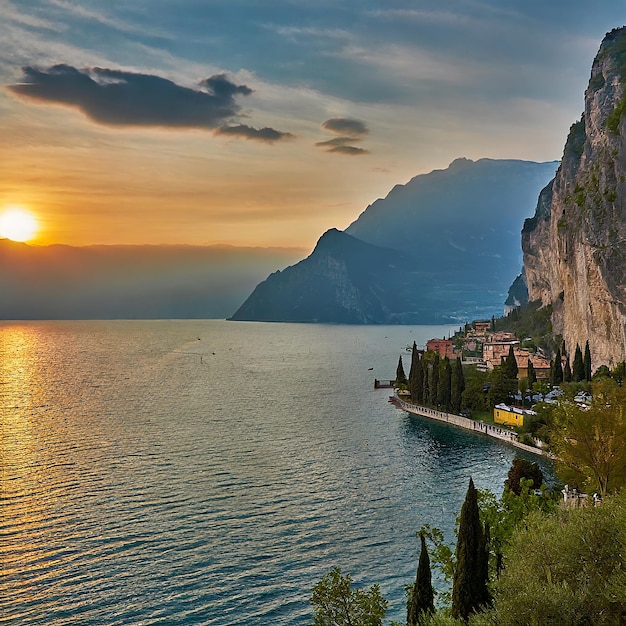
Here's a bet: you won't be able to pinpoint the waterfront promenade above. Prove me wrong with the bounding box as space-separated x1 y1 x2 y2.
389 394 549 457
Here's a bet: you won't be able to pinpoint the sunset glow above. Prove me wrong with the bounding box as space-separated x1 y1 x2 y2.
0 208 39 242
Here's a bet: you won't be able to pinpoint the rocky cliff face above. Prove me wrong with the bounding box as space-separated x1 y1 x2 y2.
522 27 626 368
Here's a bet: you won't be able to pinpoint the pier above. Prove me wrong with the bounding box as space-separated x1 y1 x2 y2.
388 394 550 457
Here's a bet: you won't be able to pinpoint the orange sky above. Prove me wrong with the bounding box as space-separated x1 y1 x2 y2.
1 1 624 249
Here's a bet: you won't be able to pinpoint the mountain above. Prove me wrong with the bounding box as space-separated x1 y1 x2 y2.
521 26 626 368
230 228 461 324
234 158 557 324
0 240 303 319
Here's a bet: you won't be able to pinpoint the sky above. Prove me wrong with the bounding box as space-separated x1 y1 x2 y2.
1 1 625 249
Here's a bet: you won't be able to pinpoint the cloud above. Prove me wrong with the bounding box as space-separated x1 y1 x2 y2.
316 116 370 155
321 117 369 137
6 64 292 141
216 124 294 143
326 145 369 155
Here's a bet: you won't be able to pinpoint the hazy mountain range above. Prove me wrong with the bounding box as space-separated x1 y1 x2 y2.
232 158 558 324
0 240 303 319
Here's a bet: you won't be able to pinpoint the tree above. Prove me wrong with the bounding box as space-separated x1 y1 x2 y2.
584 340 592 381
396 355 408 386
494 496 626 624
551 346 563 386
503 345 518 380
573 343 585 382
407 532 435 625
311 567 387 626
504 457 543 496
451 357 465 413
563 354 572 383
437 357 452 411
526 359 537 386
488 367 512 407
451 478 490 621
409 343 424 404
549 379 626 498
429 354 440 406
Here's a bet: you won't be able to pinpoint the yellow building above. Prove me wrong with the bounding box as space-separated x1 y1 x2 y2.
493 403 536 427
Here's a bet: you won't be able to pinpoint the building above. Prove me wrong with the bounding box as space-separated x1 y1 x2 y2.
482 340 518 369
426 338 455 359
493 403 536 427
473 321 492 336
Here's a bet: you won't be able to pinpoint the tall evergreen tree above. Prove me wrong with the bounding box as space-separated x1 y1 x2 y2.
407 532 435 626
564 355 572 383
396 355 407 386
552 347 563 386
584 340 592 381
409 342 423 404
451 357 465 413
527 359 537 386
451 478 490 621
429 354 440 407
573 343 585 382
437 356 452 411
422 357 430 407
503 345 518 380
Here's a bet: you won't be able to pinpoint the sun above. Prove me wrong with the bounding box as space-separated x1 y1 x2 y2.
0 207 39 242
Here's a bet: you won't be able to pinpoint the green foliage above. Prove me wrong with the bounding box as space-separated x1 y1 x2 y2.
573 343 585 382
504 457 543 496
493 300 554 354
409 342 424 404
396 355 408 386
408 532 435 626
549 379 626 497
451 478 490 621
607 93 626 134
493 495 626 624
502 345 518 380
488 367 514 407
450 357 465 414
437 357 452 411
311 567 387 626
551 346 563 386
584 340 592 381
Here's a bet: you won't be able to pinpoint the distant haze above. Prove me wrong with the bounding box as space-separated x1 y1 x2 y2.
0 241 304 319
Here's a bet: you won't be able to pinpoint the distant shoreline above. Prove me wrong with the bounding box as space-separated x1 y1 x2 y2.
389 394 549 458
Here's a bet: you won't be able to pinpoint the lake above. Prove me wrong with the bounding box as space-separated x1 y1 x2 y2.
0 320 552 624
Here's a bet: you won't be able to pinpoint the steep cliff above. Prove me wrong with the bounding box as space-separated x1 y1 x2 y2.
522 27 626 367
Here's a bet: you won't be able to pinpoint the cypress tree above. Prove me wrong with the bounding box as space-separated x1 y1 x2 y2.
409 343 424 404
396 355 407 386
429 354 439 406
437 356 452 411
451 478 490 621
451 357 465 413
584 340 592 381
527 359 537 386
552 347 563 386
564 355 572 383
573 343 585 382
422 357 429 406
503 345 518 380
407 532 435 626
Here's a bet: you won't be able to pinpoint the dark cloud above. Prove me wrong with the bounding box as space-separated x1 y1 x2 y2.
216 124 294 143
327 145 370 155
321 117 369 137
7 64 291 141
316 116 370 155
315 136 362 148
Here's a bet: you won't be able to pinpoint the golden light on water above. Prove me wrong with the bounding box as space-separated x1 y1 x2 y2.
0 207 39 242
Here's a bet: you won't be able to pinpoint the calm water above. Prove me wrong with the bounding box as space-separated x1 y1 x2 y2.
1 320 552 625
